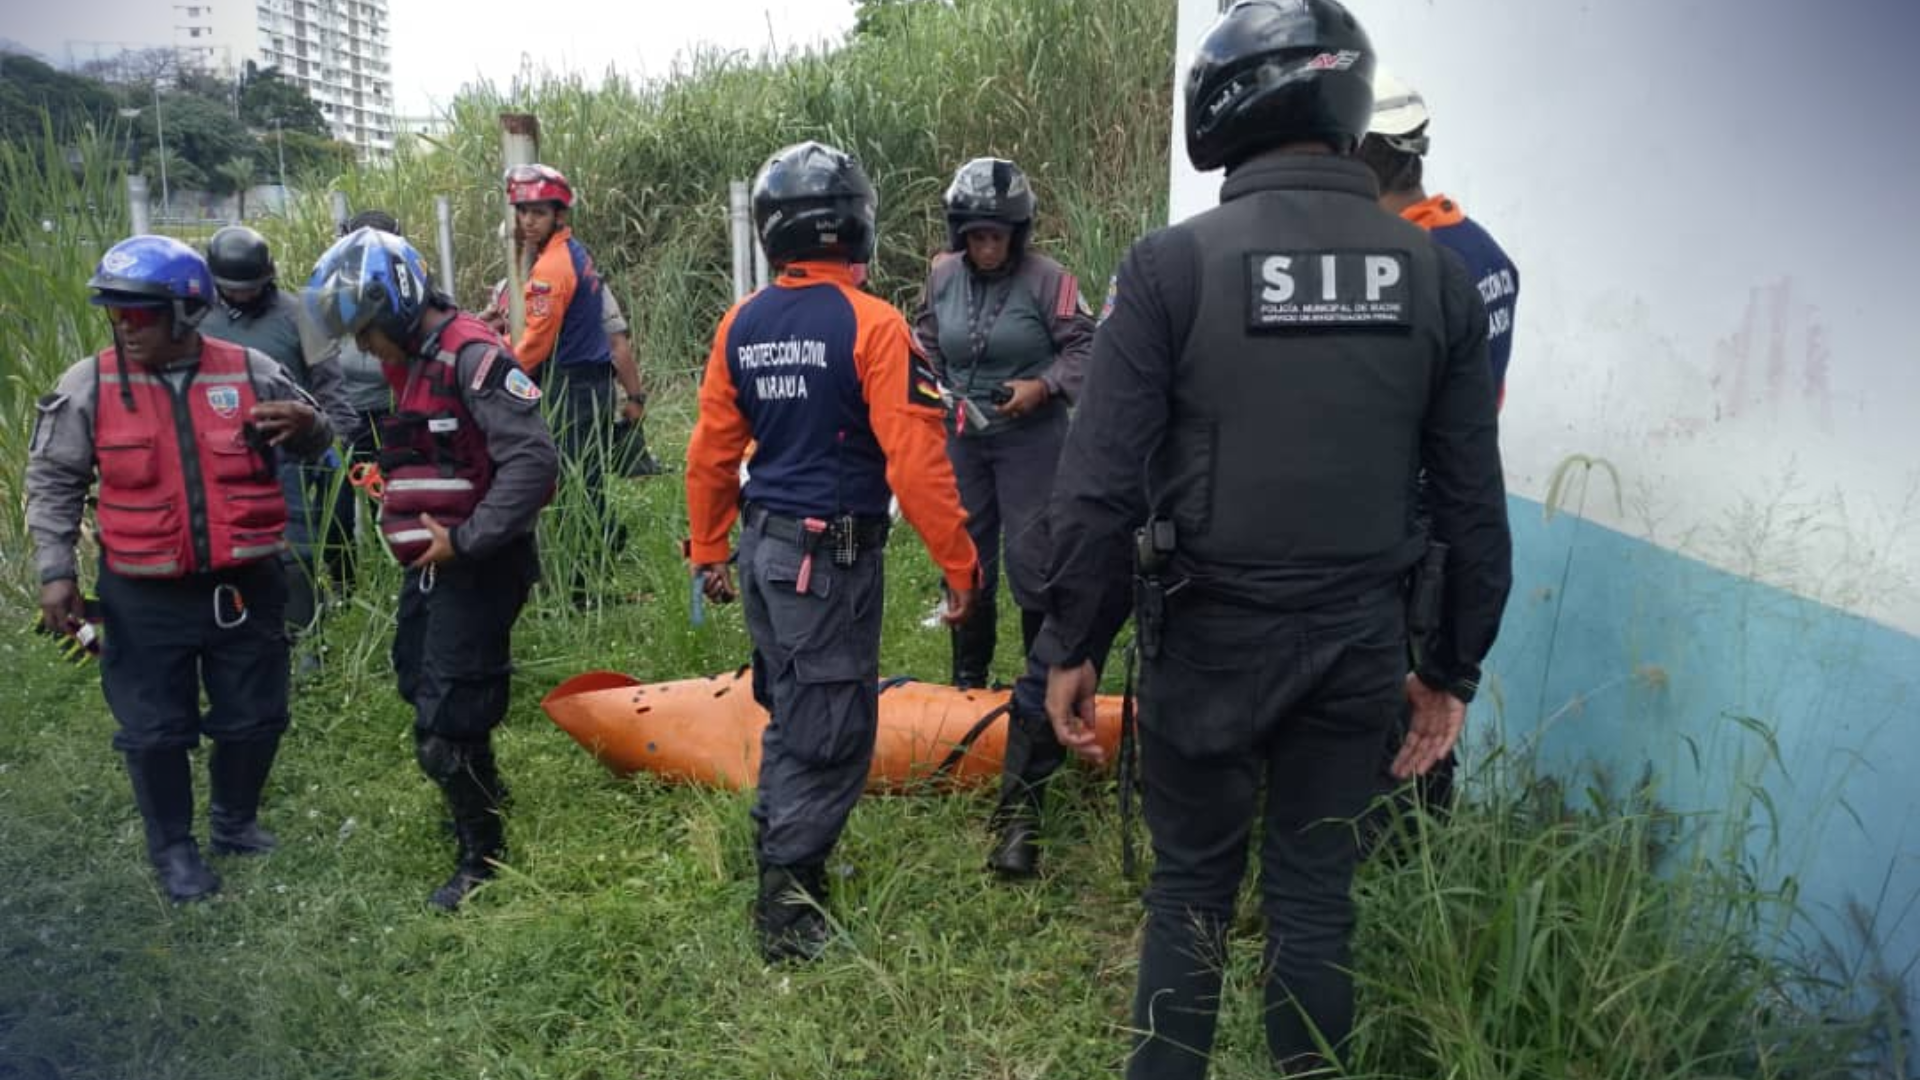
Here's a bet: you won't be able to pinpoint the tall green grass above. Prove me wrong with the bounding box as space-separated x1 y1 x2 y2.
0 0 1908 1075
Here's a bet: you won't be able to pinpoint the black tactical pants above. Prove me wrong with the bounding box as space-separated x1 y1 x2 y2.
97 558 290 752
1129 588 1404 1079
738 517 886 870
947 408 1066 684
392 535 539 739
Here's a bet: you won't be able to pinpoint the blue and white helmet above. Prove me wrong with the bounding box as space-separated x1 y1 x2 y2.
88 235 214 338
304 226 433 341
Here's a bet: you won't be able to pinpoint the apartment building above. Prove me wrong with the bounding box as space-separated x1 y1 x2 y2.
172 0 394 158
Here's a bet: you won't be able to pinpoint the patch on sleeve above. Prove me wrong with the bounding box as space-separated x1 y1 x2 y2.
907 352 944 408
503 367 543 402
528 279 554 295
1243 250 1413 331
468 347 501 392
528 296 552 318
1097 273 1119 325
29 393 67 454
1055 273 1081 320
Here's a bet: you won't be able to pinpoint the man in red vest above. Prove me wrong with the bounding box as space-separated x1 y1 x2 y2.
306 227 559 911
26 235 332 903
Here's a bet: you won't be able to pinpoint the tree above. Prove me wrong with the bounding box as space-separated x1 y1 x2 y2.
136 92 253 193
215 156 257 215
239 63 326 137
0 52 120 144
275 128 355 179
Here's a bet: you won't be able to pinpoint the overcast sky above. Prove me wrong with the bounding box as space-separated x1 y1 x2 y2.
5 0 858 115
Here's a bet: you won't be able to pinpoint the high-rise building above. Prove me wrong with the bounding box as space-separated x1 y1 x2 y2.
171 0 394 158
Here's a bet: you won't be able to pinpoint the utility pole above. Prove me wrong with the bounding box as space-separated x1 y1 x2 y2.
153 83 170 220
274 117 288 204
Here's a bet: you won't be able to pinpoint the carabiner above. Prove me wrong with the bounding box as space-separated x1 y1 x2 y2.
213 584 249 630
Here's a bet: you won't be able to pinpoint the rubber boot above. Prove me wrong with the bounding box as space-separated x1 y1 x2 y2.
987 714 1061 879
950 592 997 690
424 739 508 912
754 863 830 963
208 735 281 855
1127 910 1230 1080
123 749 220 903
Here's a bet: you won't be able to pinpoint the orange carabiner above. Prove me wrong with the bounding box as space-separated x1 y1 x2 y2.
348 461 386 501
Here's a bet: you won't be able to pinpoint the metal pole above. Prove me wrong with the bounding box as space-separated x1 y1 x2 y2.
274 119 288 207
434 196 457 295
728 180 752 301
328 190 350 234
498 113 540 343
127 174 151 234
153 84 170 219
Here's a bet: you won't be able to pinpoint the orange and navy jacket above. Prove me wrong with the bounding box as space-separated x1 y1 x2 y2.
1402 194 1519 406
514 225 612 374
685 261 979 594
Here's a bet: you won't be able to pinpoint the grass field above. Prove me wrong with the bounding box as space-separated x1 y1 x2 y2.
0 0 1906 1074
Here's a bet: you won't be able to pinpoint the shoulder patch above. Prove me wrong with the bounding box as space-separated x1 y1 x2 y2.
1097 273 1119 325
1243 250 1413 331
528 279 554 295
503 367 542 402
468 347 500 392
1055 273 1081 320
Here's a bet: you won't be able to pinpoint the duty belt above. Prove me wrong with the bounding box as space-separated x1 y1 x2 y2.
744 504 890 555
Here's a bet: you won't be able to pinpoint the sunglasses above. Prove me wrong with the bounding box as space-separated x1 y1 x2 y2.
105 306 167 329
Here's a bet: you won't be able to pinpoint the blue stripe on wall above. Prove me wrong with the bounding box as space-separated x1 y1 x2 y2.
1485 493 1920 1028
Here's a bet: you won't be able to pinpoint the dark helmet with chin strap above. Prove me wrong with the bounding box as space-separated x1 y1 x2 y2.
1184 0 1377 172
751 141 878 266
943 157 1035 256
206 225 276 293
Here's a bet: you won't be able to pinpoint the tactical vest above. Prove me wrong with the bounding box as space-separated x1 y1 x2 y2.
93 338 287 578
376 313 501 563
924 251 1070 434
1152 161 1449 571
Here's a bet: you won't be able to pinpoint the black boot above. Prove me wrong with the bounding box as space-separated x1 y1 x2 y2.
950 593 997 690
987 708 1067 879
418 735 508 912
754 863 830 963
208 736 281 855
123 749 220 903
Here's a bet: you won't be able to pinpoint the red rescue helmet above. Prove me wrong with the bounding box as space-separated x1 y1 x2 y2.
506 163 574 208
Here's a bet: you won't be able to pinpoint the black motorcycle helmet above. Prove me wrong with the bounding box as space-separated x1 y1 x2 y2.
943 157 1035 256
751 141 878 266
1184 0 1376 172
205 225 277 292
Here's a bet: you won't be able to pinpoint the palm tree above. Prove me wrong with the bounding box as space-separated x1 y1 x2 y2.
215 156 257 220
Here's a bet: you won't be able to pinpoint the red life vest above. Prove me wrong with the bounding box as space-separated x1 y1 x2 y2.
93 337 288 578
376 312 502 563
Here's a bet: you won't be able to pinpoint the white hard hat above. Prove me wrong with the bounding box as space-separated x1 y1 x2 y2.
1369 68 1431 154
